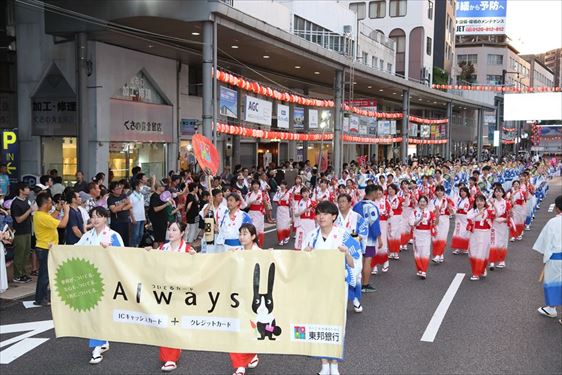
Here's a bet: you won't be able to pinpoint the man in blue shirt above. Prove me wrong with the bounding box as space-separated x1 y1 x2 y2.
64 189 85 245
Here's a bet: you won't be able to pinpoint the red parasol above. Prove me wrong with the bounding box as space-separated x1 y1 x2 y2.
191 134 220 175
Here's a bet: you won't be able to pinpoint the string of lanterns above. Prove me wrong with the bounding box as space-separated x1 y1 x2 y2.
432 84 562 93
341 135 447 144
502 127 516 132
215 123 333 141
215 68 448 124
531 123 540 146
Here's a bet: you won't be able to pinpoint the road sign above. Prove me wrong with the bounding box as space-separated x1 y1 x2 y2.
1 129 19 182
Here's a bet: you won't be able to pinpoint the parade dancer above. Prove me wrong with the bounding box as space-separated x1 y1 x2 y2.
75 207 124 365
430 185 455 264
371 185 391 274
294 187 317 250
451 187 471 255
387 184 405 260
489 187 511 270
216 193 253 251
146 222 195 372
230 224 261 375
301 201 361 375
314 179 335 202
466 194 495 281
289 176 304 238
272 181 292 245
408 196 435 279
245 180 266 247
401 180 417 248
199 189 226 253
533 195 562 324
353 185 382 293
508 180 526 241
335 193 368 313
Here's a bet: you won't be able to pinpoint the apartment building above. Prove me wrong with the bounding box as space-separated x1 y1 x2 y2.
433 0 456 81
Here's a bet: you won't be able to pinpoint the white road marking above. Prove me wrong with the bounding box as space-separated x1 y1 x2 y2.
22 301 41 309
264 227 277 234
0 320 54 364
548 204 555 212
421 273 465 343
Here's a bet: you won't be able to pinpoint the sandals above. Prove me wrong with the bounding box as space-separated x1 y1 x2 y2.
248 355 259 369
89 343 109 365
161 361 177 372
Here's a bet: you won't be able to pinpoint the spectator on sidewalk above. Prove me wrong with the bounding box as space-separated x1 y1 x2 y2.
33 191 69 306
64 189 85 245
129 179 146 247
107 181 132 247
74 170 88 193
10 182 33 283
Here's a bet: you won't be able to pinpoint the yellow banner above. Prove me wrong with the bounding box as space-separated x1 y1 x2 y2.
48 246 347 358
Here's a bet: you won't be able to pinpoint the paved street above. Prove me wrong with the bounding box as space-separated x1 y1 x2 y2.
1 180 561 375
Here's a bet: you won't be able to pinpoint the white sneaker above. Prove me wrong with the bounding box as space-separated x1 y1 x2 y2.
89 343 109 365
497 261 506 268
371 266 378 275
330 363 340 375
432 256 440 264
247 355 259 369
162 361 177 372
470 275 480 281
537 306 558 318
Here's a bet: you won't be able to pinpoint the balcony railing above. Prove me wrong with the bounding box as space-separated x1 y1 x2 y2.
293 29 354 58
359 23 395 51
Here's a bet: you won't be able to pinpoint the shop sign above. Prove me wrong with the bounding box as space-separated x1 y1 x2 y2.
349 116 359 133
277 104 290 129
420 125 431 138
390 121 397 135
377 120 389 136
309 109 318 129
359 117 369 135
181 119 200 137
115 70 168 105
1 129 18 182
455 0 507 35
110 99 173 142
220 87 238 118
244 95 272 126
293 107 305 130
408 122 418 137
343 117 350 132
368 118 377 135
32 98 77 136
344 99 377 108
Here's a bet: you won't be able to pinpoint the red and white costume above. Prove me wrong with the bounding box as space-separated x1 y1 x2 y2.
289 184 303 233
466 207 495 277
408 208 436 274
294 198 317 250
372 197 391 267
273 189 292 243
489 198 511 264
246 190 266 247
451 196 471 252
158 240 193 363
400 190 416 245
314 188 334 203
508 189 526 239
429 196 455 257
388 194 405 256
418 184 435 200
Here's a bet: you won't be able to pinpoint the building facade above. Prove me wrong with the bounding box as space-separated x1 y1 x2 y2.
536 48 562 87
433 0 456 82
520 55 555 88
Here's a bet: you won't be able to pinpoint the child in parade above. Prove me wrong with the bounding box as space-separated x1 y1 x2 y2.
451 187 471 255
245 180 266 247
230 223 261 375
75 207 124 365
408 196 435 279
294 187 317 249
302 201 362 375
430 185 455 264
335 193 368 312
466 194 495 281
145 222 195 372
217 193 253 251
371 185 391 274
272 181 292 245
489 187 511 270
387 184 406 260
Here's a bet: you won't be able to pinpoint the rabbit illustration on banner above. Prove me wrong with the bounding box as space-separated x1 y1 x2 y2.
250 263 282 340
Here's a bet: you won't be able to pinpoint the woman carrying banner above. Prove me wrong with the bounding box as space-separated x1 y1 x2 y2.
75 207 124 365
229 223 261 375
466 194 495 281
408 196 435 280
301 201 361 375
272 181 292 246
451 187 471 255
144 222 196 372
245 180 266 247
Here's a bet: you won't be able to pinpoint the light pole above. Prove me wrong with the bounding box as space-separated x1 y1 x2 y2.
318 114 329 173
